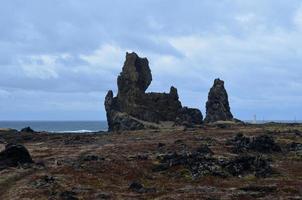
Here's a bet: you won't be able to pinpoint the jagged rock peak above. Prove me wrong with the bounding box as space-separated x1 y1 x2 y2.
117 52 152 96
169 86 179 100
205 78 234 123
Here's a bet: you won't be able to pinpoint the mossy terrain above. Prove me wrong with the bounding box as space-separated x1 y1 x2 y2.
0 123 302 199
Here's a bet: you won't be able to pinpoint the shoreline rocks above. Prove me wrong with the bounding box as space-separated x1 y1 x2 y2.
20 127 35 133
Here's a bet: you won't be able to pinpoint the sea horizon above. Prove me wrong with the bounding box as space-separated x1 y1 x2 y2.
0 120 301 133
0 120 108 133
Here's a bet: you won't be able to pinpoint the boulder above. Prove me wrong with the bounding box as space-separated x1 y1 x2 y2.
204 79 234 123
105 52 203 131
0 143 33 170
129 181 156 193
20 126 35 133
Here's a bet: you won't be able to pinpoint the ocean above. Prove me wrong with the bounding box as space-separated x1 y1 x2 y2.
0 120 300 133
0 121 108 133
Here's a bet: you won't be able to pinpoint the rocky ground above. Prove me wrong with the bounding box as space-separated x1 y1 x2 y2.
0 123 302 200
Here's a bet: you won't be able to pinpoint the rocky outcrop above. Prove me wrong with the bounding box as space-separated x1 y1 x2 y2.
105 52 203 131
20 126 35 133
204 79 234 123
0 143 33 170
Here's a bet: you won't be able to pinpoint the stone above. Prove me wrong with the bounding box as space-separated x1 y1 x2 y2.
239 185 277 198
176 107 203 127
59 191 78 200
82 155 104 162
33 175 56 188
105 52 203 131
20 126 35 133
249 135 281 153
152 145 273 178
0 143 33 170
287 142 302 152
205 79 234 123
229 134 281 154
224 155 273 178
129 181 156 193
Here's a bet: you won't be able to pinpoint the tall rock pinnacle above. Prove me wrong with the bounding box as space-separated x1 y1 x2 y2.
204 78 234 123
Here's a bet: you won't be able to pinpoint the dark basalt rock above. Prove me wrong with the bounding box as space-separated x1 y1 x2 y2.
205 79 234 123
287 142 302 152
152 146 273 178
0 143 33 170
129 181 156 193
20 126 35 133
33 175 56 188
229 134 281 154
59 191 78 200
249 135 281 153
176 107 203 127
224 155 272 178
105 52 203 131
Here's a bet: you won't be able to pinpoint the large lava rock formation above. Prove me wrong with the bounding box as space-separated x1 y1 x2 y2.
204 78 234 123
105 52 203 131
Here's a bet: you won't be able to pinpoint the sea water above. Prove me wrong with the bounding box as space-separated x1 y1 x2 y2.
0 121 108 133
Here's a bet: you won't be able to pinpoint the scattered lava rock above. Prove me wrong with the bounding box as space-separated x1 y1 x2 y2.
157 143 166 148
196 144 214 156
239 185 277 198
82 155 104 162
224 155 273 178
94 192 111 199
59 191 78 200
20 126 35 133
0 143 33 170
34 175 56 188
249 135 281 153
153 145 273 178
287 142 302 152
129 181 156 193
229 133 251 153
229 134 281 153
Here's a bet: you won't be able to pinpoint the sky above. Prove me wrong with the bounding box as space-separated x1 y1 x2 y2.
1 0 302 121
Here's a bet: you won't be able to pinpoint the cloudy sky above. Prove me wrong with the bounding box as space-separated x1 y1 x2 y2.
1 0 302 121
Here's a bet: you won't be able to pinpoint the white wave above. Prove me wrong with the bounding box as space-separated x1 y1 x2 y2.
52 130 100 133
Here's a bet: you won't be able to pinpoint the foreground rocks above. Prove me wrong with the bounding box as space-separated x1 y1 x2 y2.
229 133 282 153
205 79 234 123
0 123 301 199
105 52 203 131
0 143 33 170
153 146 273 178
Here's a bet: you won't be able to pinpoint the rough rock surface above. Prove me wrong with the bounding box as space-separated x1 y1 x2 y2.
20 126 35 133
105 52 203 131
0 143 33 170
228 133 281 154
205 79 234 123
153 146 273 178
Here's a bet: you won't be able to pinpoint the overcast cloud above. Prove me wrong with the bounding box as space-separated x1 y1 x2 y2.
1 0 302 120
